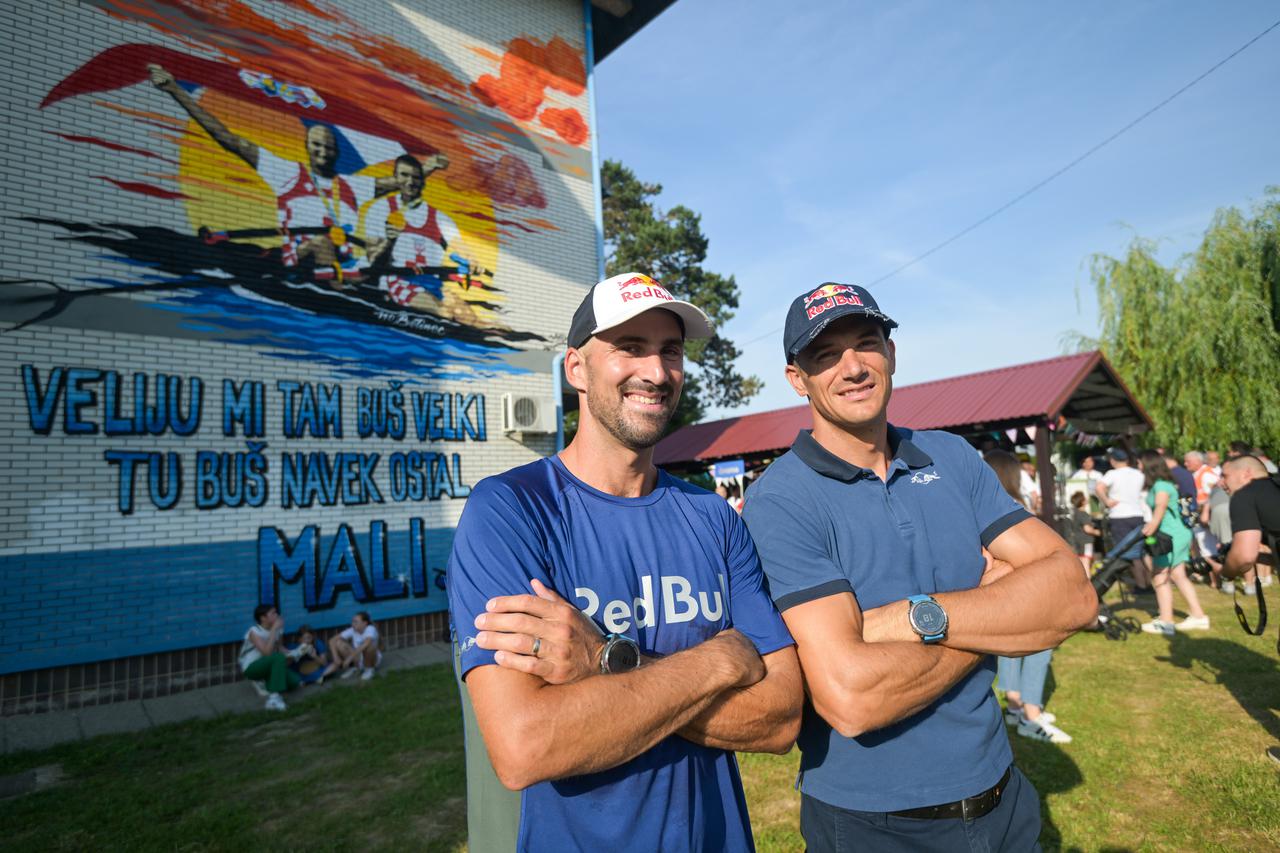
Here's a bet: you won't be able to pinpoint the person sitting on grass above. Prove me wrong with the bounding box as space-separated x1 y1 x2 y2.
285 624 330 686
329 611 381 681
239 604 301 710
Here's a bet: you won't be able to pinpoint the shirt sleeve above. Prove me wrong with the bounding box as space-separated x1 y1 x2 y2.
1229 488 1262 533
721 506 793 655
742 490 854 612
255 148 296 196
447 477 553 678
339 627 355 642
964 444 1032 546
437 209 462 248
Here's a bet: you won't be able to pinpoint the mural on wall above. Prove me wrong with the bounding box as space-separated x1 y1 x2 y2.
0 0 596 674
1 0 592 378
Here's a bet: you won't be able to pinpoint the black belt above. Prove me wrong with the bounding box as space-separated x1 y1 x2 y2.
888 766 1012 821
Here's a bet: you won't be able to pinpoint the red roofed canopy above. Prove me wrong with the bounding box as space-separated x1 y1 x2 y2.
655 350 1152 520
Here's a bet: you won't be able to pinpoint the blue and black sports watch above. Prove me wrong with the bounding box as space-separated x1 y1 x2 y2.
907 594 948 643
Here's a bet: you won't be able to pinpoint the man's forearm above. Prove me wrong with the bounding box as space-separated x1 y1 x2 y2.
863 551 1096 655
814 641 982 738
676 648 802 753
474 632 757 789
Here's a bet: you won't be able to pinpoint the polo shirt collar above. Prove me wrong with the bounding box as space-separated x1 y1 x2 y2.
791 424 934 482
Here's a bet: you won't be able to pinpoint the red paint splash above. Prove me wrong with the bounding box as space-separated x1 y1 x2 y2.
538 108 587 146
54 132 175 162
54 1 571 207
472 36 588 144
477 155 547 209
464 211 537 234
93 175 193 200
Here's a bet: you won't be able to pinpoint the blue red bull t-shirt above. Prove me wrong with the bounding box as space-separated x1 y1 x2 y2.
448 456 792 853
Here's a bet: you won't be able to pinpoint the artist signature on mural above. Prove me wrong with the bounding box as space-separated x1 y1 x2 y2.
373 308 448 336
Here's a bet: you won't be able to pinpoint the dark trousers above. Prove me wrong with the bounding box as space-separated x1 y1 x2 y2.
800 766 1042 853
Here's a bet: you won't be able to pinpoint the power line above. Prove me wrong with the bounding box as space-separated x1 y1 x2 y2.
738 16 1280 348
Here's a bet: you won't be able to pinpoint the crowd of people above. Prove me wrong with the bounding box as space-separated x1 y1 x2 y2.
1066 442 1277 615
238 608 383 711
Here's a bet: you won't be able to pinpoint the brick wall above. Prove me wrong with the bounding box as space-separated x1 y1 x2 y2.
0 0 599 710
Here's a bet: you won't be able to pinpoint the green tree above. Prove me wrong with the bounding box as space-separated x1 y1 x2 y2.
599 160 762 429
1084 189 1280 452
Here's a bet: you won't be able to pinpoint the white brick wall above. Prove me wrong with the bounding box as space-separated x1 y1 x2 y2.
0 0 597 670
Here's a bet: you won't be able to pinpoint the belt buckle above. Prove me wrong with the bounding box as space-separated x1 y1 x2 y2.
961 797 976 821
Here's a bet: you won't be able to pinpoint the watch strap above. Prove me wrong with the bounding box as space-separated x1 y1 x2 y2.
907 594 946 643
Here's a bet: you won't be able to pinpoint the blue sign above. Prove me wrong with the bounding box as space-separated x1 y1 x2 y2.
712 459 745 479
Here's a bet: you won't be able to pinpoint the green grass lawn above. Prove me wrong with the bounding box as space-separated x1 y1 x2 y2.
2 585 1278 852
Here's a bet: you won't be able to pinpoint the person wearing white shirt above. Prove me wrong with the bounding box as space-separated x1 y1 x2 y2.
1096 448 1151 592
330 611 382 681
239 604 302 710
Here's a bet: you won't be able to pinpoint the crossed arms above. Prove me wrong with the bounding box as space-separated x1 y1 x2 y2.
464 581 802 790
765 509 1096 739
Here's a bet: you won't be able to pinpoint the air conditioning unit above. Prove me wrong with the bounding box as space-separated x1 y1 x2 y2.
502 394 558 434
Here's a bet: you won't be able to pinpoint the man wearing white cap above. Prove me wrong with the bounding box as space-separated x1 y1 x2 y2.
447 272 801 852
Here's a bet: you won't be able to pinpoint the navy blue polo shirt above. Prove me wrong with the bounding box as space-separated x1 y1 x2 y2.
742 426 1031 813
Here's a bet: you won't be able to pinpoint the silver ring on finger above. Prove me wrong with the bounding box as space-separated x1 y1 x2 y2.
531 636 542 657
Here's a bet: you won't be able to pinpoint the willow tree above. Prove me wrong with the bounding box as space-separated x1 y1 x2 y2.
1089 189 1280 452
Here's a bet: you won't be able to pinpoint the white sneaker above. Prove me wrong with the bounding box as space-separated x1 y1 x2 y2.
1140 620 1175 636
265 693 287 711
1017 717 1072 743
1175 615 1210 632
361 668 376 681
1220 581 1235 595
1261 576 1274 587
340 667 359 680
1004 709 1055 725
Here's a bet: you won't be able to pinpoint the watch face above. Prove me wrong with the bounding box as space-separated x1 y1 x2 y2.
913 601 947 635
607 638 640 672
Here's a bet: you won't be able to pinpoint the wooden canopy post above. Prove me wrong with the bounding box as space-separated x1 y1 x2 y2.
1034 420 1055 525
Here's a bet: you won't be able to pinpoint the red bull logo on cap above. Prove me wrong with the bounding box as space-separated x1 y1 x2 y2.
804 283 862 319
617 273 674 304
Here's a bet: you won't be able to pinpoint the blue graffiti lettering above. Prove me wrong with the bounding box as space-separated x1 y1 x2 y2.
410 391 487 442
223 379 266 437
315 524 371 607
258 520 434 610
104 449 181 513
280 452 384 508
258 526 319 609
277 380 342 438
21 365 63 435
356 381 407 439
196 442 269 509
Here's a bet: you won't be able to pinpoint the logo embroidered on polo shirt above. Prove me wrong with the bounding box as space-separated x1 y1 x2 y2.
910 471 941 485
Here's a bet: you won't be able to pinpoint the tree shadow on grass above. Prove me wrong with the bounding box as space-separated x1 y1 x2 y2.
1157 632 1280 742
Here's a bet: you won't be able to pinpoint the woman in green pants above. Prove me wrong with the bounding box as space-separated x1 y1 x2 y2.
239 604 301 710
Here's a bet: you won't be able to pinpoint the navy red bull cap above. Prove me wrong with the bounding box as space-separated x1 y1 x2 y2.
568 272 714 349
784 282 898 363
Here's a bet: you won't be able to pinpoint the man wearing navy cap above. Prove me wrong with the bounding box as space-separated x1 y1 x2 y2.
742 282 1097 851
448 271 801 852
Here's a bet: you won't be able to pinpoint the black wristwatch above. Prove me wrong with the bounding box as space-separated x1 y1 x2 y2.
600 633 641 674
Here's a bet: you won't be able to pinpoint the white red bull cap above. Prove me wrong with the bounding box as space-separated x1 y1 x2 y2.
567 272 714 349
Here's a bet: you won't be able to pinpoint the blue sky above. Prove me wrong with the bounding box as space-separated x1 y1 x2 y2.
594 1 1280 418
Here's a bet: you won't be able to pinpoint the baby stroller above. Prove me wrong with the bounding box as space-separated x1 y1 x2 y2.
1088 525 1147 640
